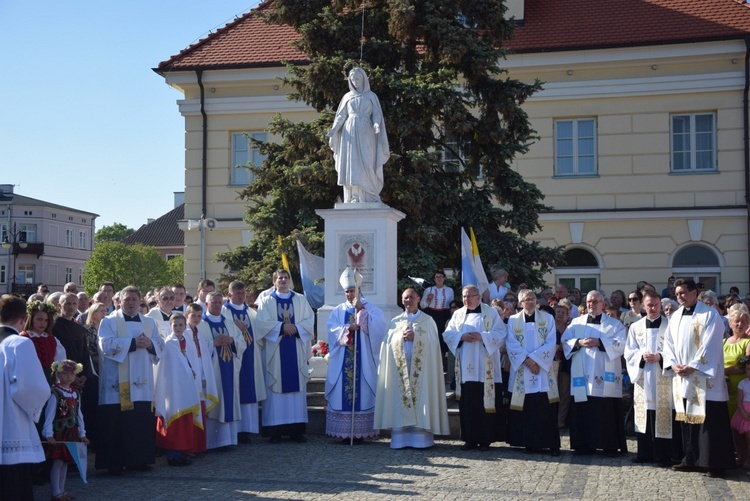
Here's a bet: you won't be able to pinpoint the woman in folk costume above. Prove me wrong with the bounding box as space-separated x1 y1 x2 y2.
20 300 66 379
154 314 204 466
43 360 89 501
443 285 507 451
505 289 561 455
327 67 390 203
325 267 386 443
374 288 450 449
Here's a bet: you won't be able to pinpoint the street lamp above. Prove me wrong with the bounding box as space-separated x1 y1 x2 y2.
2 223 28 293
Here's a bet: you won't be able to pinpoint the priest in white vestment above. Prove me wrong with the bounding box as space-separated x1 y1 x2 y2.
223 281 266 442
325 270 386 442
374 288 450 448
0 295 51 500
625 290 681 465
505 289 560 455
663 279 735 477
443 285 506 451
145 286 178 339
256 269 315 443
96 286 164 474
562 290 627 455
202 291 246 449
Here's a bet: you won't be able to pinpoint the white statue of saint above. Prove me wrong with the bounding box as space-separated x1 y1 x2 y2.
328 68 390 203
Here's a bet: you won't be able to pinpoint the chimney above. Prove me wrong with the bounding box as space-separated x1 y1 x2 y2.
0 184 14 194
505 0 525 24
174 191 185 208
147 218 155 225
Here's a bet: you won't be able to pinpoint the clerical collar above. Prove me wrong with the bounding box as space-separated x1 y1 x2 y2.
645 317 662 329
587 314 602 324
226 302 246 311
467 306 482 314
275 290 292 299
205 313 223 322
682 305 694 316
406 310 421 322
123 313 140 322
524 313 535 323
160 310 171 321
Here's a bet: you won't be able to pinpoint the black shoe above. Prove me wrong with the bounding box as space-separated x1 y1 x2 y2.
269 436 282 444
238 432 252 444
461 443 478 451
706 469 726 478
672 462 697 472
550 449 562 457
478 444 491 452
572 448 594 456
167 456 192 467
631 457 652 464
292 434 307 443
107 467 123 476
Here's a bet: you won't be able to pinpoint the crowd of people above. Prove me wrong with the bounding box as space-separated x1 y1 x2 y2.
2 272 750 499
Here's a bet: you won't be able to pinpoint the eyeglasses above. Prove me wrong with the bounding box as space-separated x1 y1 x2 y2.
140 304 147 308
628 297 640 302
462 294 479 299
148 301 157 307
160 296 175 301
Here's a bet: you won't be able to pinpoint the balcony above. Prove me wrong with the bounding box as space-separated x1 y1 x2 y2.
11 242 44 257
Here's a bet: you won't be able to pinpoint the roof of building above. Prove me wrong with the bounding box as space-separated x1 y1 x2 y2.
157 0 750 71
0 191 98 218
122 204 185 248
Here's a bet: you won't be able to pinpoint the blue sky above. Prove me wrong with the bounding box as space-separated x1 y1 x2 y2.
0 1 259 230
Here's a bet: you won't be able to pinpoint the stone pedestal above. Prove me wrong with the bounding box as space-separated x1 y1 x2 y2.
315 203 406 336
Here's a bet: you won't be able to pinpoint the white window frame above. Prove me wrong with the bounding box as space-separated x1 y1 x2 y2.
79 231 87 249
65 266 73 283
670 112 717 172
18 224 36 243
230 131 268 186
17 264 34 284
554 118 597 177
65 229 73 248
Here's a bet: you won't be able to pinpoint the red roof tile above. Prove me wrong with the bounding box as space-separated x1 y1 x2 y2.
157 0 750 71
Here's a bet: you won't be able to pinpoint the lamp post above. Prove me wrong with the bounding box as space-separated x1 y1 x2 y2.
2 223 28 294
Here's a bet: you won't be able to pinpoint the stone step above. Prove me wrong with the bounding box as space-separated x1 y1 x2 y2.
304 378 461 439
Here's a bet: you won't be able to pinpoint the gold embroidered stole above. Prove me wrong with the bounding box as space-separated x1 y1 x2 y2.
391 318 425 412
452 305 496 412
115 313 154 411
510 311 558 411
673 311 709 424
632 319 673 438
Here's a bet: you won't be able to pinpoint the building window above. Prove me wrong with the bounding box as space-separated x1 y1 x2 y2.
17 264 34 284
556 247 600 295
65 266 73 283
672 244 721 291
79 231 87 249
230 132 267 186
0 264 5 284
671 113 716 172
554 118 597 176
78 268 83 286
65 229 73 248
442 131 464 173
165 254 181 261
17 224 36 243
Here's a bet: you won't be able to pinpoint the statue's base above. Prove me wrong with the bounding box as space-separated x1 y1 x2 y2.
316 204 406 330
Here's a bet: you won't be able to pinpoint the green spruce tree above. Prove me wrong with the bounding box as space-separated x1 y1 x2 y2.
218 0 562 294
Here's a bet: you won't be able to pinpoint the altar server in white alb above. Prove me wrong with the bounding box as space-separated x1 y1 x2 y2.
325 268 386 443
0 295 50 500
256 269 315 443
223 281 266 443
562 290 628 455
624 290 681 466
96 286 164 475
202 291 246 450
374 288 450 449
663 279 735 478
505 289 560 455
443 285 507 451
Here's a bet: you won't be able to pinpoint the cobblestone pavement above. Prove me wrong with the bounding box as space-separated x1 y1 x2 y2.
35 434 750 500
